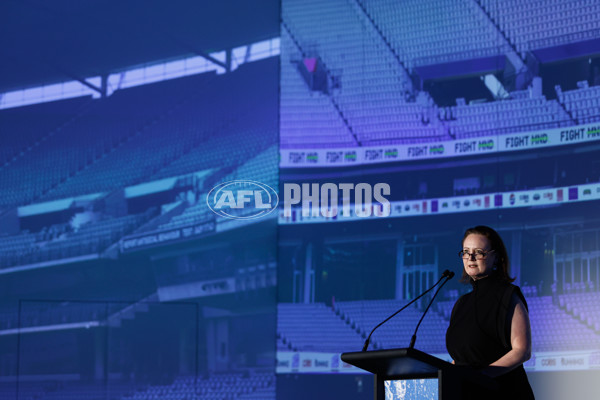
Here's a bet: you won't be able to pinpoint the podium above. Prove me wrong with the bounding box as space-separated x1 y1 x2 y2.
341 348 497 400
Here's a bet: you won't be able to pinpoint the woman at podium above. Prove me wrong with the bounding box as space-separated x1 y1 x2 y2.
446 225 535 399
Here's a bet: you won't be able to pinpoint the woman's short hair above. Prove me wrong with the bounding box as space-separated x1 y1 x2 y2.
460 225 515 283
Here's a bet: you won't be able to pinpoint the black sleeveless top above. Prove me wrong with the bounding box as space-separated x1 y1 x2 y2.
446 274 535 399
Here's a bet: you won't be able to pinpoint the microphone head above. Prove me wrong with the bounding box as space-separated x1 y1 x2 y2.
442 269 455 279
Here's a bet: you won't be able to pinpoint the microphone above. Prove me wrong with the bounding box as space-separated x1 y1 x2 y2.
441 269 454 278
408 270 455 349
361 269 453 352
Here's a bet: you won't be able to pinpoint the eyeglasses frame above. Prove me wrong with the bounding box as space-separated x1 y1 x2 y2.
458 249 495 260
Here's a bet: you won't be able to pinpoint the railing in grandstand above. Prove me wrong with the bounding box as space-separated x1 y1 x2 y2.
527 28 600 51
411 44 510 69
450 118 574 139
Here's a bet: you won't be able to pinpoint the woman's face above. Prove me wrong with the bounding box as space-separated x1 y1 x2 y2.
462 234 496 280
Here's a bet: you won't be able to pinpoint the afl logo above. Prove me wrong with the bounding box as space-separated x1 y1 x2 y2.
207 180 279 220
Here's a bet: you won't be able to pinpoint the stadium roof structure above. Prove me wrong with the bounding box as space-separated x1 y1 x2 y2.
0 0 279 92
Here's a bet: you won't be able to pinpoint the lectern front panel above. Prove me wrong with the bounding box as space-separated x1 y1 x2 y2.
384 378 439 400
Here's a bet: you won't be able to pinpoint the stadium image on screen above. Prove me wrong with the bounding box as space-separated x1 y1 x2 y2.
1 1 599 399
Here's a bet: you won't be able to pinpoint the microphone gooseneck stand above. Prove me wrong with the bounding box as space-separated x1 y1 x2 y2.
408 271 455 349
362 269 454 352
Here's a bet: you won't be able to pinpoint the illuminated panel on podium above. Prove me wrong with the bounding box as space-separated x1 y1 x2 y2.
384 378 439 400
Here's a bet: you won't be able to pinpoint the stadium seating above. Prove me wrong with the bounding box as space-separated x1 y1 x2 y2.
559 292 600 333
360 0 509 68
433 288 600 352
0 380 138 400
156 144 278 232
446 95 572 138
41 382 137 400
277 303 363 353
0 97 93 167
559 84 600 124
435 300 456 321
0 231 39 269
0 77 194 207
282 0 449 147
336 299 449 353
156 194 213 232
121 372 274 400
481 0 600 53
43 64 275 203
277 295 600 355
219 145 278 190
280 29 357 148
238 385 276 400
522 295 600 352
280 0 592 148
0 212 153 269
0 59 276 208
521 284 539 298
0 381 47 400
0 302 120 331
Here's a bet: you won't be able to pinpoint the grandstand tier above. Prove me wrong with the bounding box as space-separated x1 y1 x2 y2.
0 59 277 208
278 294 600 355
280 0 600 149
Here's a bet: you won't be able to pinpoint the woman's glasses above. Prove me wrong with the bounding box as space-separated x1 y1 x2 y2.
458 249 494 260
